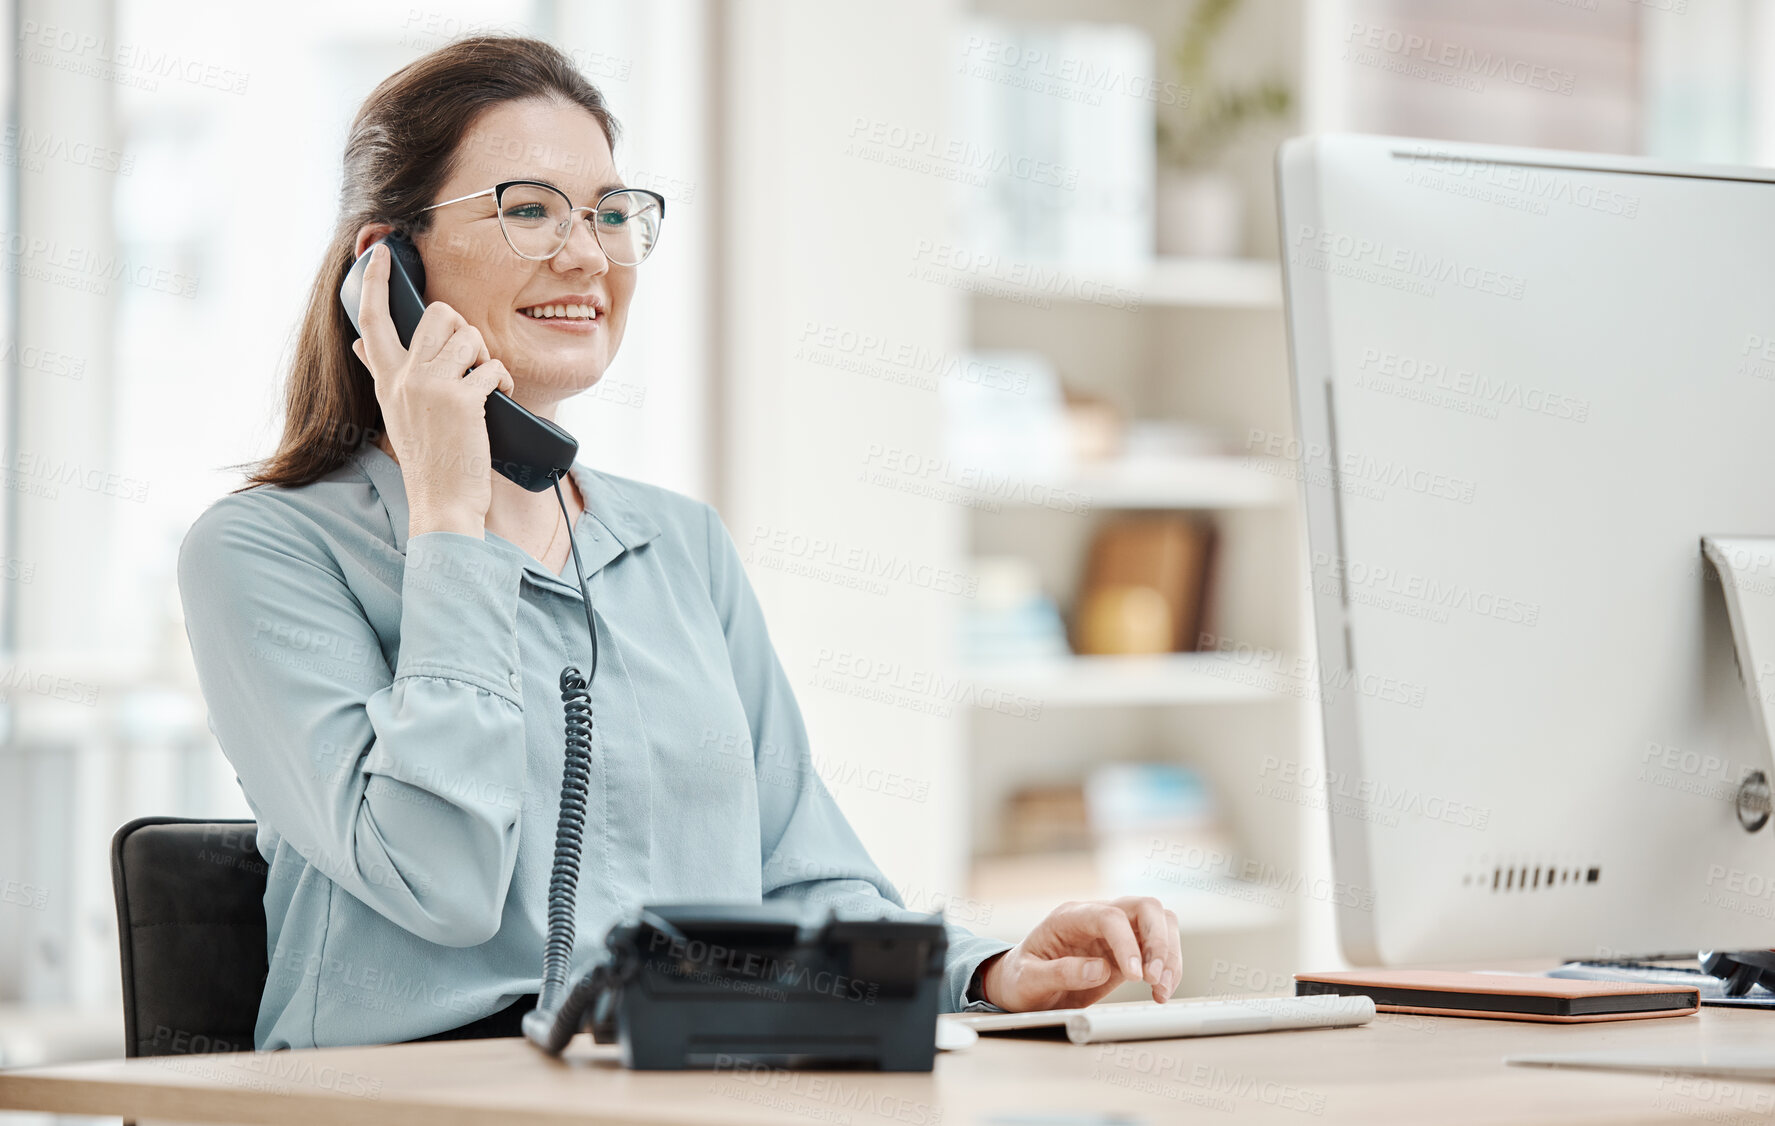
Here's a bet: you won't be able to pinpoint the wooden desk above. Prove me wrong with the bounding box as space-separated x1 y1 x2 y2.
2 1006 1773 1125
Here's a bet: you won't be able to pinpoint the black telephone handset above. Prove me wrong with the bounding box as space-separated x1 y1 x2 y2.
338 233 578 492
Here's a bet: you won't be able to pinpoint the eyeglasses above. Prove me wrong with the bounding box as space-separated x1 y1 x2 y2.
417 179 666 266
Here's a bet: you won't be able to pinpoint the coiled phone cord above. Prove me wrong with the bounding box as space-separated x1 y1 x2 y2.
523 470 609 1053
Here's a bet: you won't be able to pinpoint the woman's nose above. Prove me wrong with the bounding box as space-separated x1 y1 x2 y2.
551 212 610 275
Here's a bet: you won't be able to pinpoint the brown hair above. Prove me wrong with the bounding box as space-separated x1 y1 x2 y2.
234 35 620 492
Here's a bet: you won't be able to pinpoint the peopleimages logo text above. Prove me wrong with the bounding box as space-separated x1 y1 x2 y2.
17 20 250 94
1344 22 1575 95
1292 225 1526 300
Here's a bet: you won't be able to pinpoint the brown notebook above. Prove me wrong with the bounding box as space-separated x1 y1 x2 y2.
1295 969 1699 1023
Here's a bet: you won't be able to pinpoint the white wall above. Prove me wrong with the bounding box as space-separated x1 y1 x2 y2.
547 0 713 500
720 0 971 901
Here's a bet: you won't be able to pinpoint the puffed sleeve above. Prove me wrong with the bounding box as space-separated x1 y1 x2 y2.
701 503 1013 1012
177 492 529 947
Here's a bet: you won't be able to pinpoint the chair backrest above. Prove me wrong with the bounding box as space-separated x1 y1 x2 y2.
110 817 269 1057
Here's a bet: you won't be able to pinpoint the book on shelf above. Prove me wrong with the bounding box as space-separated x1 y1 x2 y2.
1073 515 1216 655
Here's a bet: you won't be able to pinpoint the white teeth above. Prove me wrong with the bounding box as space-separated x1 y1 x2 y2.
522 303 598 320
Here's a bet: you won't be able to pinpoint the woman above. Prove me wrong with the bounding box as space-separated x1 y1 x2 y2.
178 35 1181 1051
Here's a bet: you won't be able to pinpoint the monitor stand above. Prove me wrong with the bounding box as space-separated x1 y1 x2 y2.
1701 535 1775 833
1550 542 1775 1019
1555 538 1775 1013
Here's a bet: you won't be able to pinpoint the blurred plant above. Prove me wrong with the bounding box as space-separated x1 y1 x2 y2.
1157 0 1293 169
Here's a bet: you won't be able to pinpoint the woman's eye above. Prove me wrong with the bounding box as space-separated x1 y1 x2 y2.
506 203 550 221
597 210 628 227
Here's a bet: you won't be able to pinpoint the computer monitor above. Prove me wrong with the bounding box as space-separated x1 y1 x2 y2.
1276 133 1775 965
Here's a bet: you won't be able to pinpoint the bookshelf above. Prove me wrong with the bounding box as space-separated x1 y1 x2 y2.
951 0 1323 996
962 453 1295 511
965 653 1285 707
969 850 1289 944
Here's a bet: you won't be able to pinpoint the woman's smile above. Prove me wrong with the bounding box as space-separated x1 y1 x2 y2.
515 290 606 330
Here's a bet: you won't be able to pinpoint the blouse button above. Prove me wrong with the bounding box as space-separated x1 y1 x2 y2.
509 671 520 690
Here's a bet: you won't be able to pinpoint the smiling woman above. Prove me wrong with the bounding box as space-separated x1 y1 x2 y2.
173 33 1179 1052
245 40 620 492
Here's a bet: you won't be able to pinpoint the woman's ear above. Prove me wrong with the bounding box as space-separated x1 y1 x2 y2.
353 222 396 258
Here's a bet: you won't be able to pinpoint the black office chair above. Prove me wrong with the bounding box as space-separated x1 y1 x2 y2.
110 817 269 1057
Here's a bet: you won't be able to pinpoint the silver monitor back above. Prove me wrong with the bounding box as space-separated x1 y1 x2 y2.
1276 133 1775 965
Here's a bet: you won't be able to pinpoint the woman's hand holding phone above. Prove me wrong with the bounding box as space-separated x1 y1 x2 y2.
352 243 517 539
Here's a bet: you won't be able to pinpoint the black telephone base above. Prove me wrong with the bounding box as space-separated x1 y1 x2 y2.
590 903 947 1072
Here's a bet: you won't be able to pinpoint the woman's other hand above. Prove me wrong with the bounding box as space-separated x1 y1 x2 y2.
979 896 1182 1011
